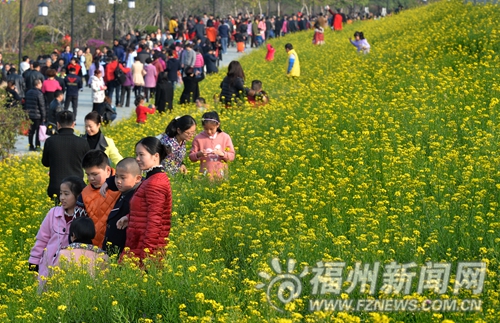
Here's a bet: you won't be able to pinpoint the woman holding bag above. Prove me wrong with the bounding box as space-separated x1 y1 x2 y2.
132 57 145 98
91 69 107 112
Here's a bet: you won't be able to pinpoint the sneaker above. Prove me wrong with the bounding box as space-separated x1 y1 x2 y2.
29 146 36 151
116 104 123 108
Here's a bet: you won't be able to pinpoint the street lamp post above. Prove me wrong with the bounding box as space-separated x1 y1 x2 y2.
7 0 29 70
109 0 135 41
71 0 74 50
18 0 23 71
38 1 95 50
109 0 117 40
38 0 133 49
160 0 163 31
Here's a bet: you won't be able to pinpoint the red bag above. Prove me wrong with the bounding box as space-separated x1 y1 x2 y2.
19 119 31 136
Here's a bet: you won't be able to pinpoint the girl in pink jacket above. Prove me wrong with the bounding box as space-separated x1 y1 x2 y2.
29 176 86 284
56 217 108 277
189 111 235 178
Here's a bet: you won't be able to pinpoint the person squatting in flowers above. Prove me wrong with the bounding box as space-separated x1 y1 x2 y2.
29 176 86 285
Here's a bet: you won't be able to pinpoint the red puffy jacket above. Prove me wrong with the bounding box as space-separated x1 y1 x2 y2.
125 170 172 260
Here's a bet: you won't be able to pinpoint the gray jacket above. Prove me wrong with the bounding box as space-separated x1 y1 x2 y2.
6 73 26 98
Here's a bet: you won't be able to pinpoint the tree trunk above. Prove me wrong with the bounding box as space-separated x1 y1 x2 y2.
258 1 262 15
277 1 281 16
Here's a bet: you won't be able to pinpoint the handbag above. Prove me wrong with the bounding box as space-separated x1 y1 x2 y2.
39 125 48 142
46 122 57 136
19 118 31 136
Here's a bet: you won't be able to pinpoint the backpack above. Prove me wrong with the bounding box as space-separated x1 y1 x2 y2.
114 64 126 85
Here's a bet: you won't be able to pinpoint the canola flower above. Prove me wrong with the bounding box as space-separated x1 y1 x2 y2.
0 0 500 321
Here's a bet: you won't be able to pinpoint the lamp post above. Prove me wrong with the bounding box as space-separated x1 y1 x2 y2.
109 0 116 40
109 0 135 41
38 1 95 51
18 0 23 71
160 0 163 31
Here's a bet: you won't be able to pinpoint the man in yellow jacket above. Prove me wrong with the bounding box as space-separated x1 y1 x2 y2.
169 16 179 35
285 43 300 77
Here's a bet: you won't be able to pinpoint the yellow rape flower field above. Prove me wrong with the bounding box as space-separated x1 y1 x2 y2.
1 0 500 322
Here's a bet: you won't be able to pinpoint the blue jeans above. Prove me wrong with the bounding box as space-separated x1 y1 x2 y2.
194 67 203 78
256 36 263 47
221 37 228 54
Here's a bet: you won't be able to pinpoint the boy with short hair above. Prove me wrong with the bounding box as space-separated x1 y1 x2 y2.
64 67 83 119
47 90 64 135
246 80 269 106
75 150 121 247
102 157 142 255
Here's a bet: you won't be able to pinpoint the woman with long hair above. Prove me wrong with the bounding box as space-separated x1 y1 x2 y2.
219 60 256 106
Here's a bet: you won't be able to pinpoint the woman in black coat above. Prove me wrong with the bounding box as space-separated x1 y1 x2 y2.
219 60 256 106
155 70 174 113
179 68 204 104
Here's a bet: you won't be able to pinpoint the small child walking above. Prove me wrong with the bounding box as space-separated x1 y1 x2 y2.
349 31 370 54
189 111 235 179
179 68 204 104
135 95 156 124
265 44 276 61
313 21 325 45
29 176 86 283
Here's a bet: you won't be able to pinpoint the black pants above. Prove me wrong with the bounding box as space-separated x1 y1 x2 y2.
107 80 121 106
28 118 41 148
155 82 173 113
64 95 79 119
120 86 131 107
144 87 155 102
93 102 102 112
134 85 143 98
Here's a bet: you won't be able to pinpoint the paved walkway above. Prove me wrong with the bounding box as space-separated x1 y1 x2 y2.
14 45 254 154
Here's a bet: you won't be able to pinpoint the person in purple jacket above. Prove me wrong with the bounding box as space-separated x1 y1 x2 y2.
120 70 134 108
29 176 86 285
143 58 157 102
349 31 371 54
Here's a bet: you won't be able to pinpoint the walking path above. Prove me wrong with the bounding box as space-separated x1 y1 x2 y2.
14 46 254 154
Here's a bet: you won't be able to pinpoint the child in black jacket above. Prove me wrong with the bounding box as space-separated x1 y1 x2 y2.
102 158 142 255
179 67 204 104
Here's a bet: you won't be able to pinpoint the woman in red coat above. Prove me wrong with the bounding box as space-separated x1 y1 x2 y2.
326 5 343 31
117 137 171 260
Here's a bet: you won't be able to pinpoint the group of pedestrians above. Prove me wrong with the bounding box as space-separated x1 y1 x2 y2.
10 2 387 289
30 107 235 286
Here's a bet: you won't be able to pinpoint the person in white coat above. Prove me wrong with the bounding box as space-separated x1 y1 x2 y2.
91 69 107 111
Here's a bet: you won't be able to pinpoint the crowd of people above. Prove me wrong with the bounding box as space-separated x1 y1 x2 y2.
0 6 379 150
7 6 383 285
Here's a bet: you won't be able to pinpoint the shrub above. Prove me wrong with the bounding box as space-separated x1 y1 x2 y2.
0 90 29 159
